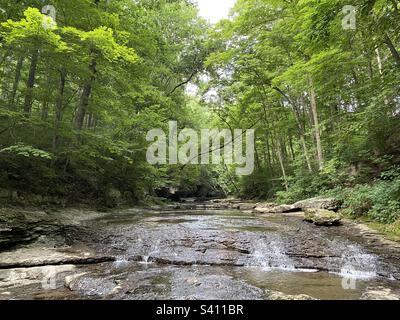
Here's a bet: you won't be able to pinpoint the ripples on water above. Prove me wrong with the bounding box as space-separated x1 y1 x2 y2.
2 209 399 300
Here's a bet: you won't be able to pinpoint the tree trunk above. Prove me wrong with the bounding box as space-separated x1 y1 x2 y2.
375 48 390 105
74 59 96 130
254 143 261 169
288 134 295 161
300 135 312 172
9 56 24 109
41 76 52 120
276 138 289 191
87 113 93 129
52 69 67 153
265 134 272 170
309 78 324 170
23 50 39 116
384 33 400 67
295 97 313 173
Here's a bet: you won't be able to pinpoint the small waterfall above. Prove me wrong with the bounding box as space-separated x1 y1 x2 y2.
250 238 296 271
113 257 130 268
139 239 161 264
338 244 378 279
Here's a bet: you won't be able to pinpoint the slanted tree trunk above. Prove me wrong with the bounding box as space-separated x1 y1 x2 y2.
384 33 400 67
276 138 289 191
23 50 39 116
271 132 288 191
74 59 96 130
309 78 324 170
9 56 24 109
52 68 67 153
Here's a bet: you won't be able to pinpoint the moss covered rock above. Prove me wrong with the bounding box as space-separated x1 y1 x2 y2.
304 208 342 226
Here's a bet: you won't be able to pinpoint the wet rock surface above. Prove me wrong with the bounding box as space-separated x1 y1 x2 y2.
1 203 400 300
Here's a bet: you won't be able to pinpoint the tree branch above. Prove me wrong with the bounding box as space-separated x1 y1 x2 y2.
169 71 197 95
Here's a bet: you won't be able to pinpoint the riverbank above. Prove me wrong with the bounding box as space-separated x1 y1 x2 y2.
1 196 400 250
1 204 400 300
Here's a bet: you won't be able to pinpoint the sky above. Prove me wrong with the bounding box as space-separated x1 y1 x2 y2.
186 1 237 97
197 0 236 24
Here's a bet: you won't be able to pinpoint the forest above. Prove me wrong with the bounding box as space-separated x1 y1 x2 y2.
0 0 399 233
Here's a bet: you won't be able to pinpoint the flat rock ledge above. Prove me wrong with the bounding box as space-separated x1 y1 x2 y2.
0 248 115 269
252 197 341 214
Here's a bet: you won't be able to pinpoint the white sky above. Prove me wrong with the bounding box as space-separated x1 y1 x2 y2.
197 0 236 24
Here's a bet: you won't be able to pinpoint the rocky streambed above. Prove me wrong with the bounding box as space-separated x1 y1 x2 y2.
1 202 400 300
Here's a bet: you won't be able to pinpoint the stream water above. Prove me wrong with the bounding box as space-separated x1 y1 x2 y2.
1 208 400 300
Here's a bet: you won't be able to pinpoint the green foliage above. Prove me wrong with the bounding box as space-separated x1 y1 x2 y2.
0 144 52 159
0 0 399 221
203 0 400 227
326 167 400 224
0 1 212 205
1 8 67 51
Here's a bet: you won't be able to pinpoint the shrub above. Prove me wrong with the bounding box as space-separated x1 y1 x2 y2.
340 167 400 224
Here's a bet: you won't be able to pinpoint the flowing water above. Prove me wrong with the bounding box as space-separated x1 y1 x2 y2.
1 208 400 300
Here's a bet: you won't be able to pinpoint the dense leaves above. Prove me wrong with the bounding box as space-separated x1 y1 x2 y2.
0 0 214 204
204 0 400 223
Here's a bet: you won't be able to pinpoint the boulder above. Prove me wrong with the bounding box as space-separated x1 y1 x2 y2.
294 197 342 212
270 204 300 213
253 202 276 213
254 203 299 214
304 208 342 226
238 203 256 210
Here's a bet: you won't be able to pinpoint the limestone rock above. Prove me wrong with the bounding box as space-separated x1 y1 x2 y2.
253 202 276 213
254 203 299 214
238 203 256 210
0 265 76 290
304 208 342 226
294 197 342 212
